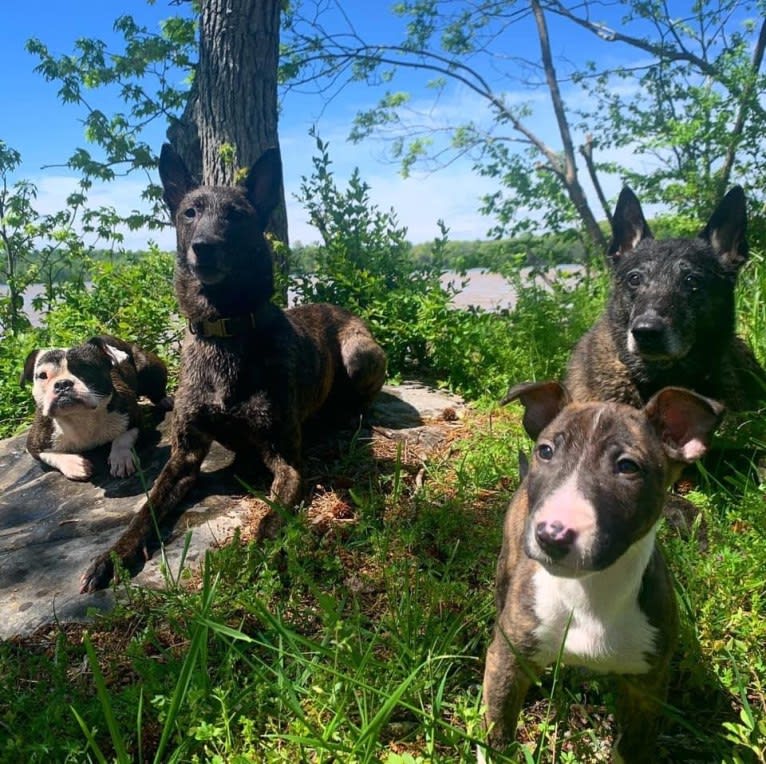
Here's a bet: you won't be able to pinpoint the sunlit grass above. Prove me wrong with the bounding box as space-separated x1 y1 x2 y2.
0 258 764 762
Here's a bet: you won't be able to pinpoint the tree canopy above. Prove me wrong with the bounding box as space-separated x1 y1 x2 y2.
1 0 765 323
284 0 766 248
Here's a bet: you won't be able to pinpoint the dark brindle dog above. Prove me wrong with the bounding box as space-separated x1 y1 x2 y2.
566 186 766 411
80 144 387 592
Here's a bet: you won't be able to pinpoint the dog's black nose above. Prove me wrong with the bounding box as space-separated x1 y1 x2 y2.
191 239 220 262
631 315 668 351
535 520 577 559
53 379 74 393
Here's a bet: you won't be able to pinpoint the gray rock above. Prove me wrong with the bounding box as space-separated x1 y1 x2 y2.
0 382 464 639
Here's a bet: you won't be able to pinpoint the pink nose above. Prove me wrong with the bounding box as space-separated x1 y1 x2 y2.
535 520 577 559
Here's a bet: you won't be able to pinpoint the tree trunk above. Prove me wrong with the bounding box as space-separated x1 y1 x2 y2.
167 0 289 254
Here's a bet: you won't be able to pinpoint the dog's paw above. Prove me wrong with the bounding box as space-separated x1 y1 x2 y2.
80 554 114 593
108 448 136 478
58 454 93 481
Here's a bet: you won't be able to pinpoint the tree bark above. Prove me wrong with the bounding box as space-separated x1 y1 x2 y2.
167 0 289 251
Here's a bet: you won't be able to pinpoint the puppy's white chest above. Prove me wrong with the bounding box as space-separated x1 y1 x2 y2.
52 410 129 452
530 537 659 674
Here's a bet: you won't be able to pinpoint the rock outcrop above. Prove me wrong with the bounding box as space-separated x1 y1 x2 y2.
0 383 464 639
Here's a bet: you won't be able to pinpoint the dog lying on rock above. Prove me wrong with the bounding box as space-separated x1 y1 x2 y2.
21 335 170 480
79 144 387 592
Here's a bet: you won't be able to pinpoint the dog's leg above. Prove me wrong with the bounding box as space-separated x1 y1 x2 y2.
80 427 212 592
108 427 139 477
39 452 93 481
482 623 534 755
256 423 304 538
612 670 669 763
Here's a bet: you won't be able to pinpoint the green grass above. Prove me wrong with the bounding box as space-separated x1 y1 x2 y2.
0 257 765 762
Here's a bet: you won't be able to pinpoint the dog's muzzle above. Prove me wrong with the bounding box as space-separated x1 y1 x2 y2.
629 313 685 360
188 241 229 285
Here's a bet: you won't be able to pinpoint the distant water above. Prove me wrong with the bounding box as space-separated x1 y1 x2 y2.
2 267 581 331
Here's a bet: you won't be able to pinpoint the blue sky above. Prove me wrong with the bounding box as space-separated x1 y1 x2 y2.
0 1 725 249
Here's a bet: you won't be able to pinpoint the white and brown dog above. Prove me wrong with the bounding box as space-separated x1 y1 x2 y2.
482 381 724 763
21 335 171 481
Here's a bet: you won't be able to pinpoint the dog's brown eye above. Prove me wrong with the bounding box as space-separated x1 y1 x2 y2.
36 371 48 380
616 457 640 475
626 271 642 289
183 207 196 219
537 443 554 461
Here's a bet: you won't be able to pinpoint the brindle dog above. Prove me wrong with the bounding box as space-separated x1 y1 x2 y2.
566 186 766 411
80 144 386 592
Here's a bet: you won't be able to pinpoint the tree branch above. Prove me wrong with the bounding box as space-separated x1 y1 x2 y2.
717 17 766 195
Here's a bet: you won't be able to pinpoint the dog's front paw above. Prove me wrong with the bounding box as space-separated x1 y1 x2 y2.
80 554 115 593
59 454 93 481
108 448 136 478
108 428 139 477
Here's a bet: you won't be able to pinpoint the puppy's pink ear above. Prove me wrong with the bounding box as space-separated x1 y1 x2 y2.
501 381 571 441
644 387 725 463
20 349 40 386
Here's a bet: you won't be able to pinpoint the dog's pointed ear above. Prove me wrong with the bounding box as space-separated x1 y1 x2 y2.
608 187 653 264
243 148 283 228
158 143 197 217
644 386 724 464
701 186 748 270
20 349 40 386
501 380 571 441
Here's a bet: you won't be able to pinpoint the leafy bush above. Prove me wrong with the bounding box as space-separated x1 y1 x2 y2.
290 136 608 400
291 134 459 378
43 246 180 354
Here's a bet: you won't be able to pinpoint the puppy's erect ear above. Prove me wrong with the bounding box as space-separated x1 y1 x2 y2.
608 187 653 264
243 148 283 229
501 380 571 441
701 186 748 270
20 349 40 386
644 386 725 464
158 143 197 217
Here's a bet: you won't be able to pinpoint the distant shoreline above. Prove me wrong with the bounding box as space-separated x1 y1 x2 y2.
2 266 583 331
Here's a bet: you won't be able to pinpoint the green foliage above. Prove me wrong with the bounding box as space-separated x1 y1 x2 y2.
290 136 605 399
0 141 92 335
43 247 180 354
574 1 766 216
292 133 458 378
284 1 766 246
26 7 196 232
